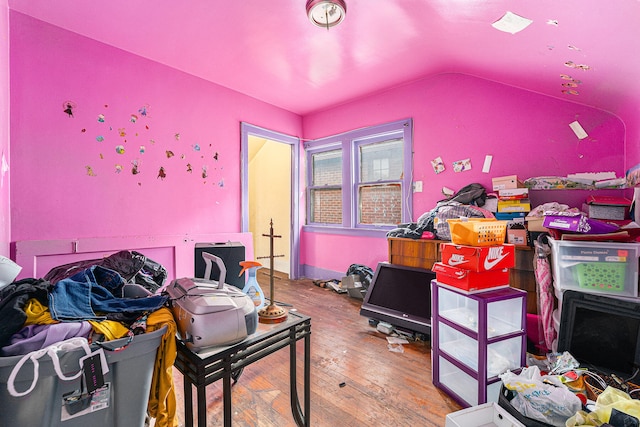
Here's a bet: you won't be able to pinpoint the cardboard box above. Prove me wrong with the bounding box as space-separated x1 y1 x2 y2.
498 188 529 198
543 213 619 234
445 402 525 427
440 243 515 272
507 228 528 246
492 175 523 191
584 195 631 220
494 212 527 221
525 217 548 232
432 262 510 293
497 199 531 213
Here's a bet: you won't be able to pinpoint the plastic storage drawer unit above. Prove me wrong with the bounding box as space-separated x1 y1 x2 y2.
0 326 166 427
548 238 640 297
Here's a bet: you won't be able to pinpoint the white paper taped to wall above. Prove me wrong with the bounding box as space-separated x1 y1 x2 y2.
569 120 588 139
482 155 493 173
492 11 533 34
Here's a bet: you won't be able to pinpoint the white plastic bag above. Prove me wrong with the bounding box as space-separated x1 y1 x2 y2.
500 366 582 426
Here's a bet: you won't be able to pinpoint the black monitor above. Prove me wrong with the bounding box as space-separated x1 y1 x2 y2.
557 290 640 378
359 262 434 336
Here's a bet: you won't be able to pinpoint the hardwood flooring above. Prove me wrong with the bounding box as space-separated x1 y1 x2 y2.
171 271 463 427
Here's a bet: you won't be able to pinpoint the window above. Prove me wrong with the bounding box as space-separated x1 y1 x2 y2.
305 119 413 234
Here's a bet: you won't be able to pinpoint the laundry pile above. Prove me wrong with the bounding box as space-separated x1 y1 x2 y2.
0 250 179 427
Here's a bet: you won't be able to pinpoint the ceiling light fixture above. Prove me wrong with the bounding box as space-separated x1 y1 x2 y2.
306 0 347 29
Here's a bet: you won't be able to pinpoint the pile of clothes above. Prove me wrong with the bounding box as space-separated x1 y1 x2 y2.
0 250 179 427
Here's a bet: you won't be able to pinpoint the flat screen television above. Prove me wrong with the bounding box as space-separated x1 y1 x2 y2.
359 262 434 336
557 290 640 378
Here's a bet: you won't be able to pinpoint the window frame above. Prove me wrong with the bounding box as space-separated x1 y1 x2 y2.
304 118 413 237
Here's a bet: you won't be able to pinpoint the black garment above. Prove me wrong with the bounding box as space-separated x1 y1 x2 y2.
0 278 51 347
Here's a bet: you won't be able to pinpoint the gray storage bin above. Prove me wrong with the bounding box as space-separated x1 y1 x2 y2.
0 326 166 427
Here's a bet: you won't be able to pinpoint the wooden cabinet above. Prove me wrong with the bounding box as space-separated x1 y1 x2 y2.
510 247 538 315
388 237 539 314
387 237 444 270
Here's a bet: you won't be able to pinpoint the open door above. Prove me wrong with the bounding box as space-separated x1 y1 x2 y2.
240 123 300 279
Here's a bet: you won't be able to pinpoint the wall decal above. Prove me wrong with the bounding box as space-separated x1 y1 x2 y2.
452 158 472 172
85 166 96 176
192 144 201 151
166 150 174 158
115 145 125 154
202 166 208 179
63 101 76 118
213 152 219 161
130 114 138 123
218 179 224 187
81 128 86 133
547 19 559 26
138 105 149 117
96 136 104 142
431 156 445 174
564 61 591 71
118 128 126 137
158 167 166 180
115 164 123 173
131 160 140 175
139 146 145 154
97 114 105 123
174 133 180 141
186 163 192 173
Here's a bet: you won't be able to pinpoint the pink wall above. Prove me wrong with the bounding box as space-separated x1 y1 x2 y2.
10 12 301 243
0 0 9 257
301 73 626 276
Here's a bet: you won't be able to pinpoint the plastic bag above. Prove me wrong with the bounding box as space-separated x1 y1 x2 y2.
593 387 640 424
500 366 582 426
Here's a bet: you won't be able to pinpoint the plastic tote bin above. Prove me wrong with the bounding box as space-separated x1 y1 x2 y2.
548 237 640 297
0 326 166 427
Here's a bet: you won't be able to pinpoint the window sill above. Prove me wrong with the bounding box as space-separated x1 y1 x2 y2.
302 225 391 238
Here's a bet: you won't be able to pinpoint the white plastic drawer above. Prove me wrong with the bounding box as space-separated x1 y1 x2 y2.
438 323 523 377
438 286 480 332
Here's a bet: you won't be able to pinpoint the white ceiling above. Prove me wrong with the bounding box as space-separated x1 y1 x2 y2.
9 0 640 117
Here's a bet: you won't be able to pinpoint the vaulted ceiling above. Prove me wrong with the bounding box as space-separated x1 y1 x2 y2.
9 0 640 117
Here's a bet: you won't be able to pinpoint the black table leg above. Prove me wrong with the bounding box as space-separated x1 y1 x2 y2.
223 358 233 427
197 384 206 427
184 379 193 427
289 325 311 427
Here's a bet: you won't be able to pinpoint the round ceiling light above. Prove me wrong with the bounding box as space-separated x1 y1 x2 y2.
306 0 347 29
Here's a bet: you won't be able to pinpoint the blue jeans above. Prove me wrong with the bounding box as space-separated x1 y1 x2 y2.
49 266 167 321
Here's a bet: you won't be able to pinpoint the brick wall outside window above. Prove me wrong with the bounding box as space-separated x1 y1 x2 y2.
359 184 402 224
311 188 342 223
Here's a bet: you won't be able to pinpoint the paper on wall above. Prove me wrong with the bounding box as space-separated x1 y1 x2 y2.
569 120 588 139
492 11 533 34
482 155 493 173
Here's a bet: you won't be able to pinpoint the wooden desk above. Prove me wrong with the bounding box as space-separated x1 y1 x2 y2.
174 312 312 427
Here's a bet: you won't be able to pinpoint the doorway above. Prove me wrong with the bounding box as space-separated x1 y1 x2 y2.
240 123 300 279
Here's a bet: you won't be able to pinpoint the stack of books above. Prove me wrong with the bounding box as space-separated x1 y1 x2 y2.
496 187 530 212
495 188 530 246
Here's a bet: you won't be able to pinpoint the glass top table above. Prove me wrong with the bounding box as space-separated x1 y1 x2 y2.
173 311 311 427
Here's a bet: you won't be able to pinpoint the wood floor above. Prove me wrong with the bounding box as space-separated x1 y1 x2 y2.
171 271 464 427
